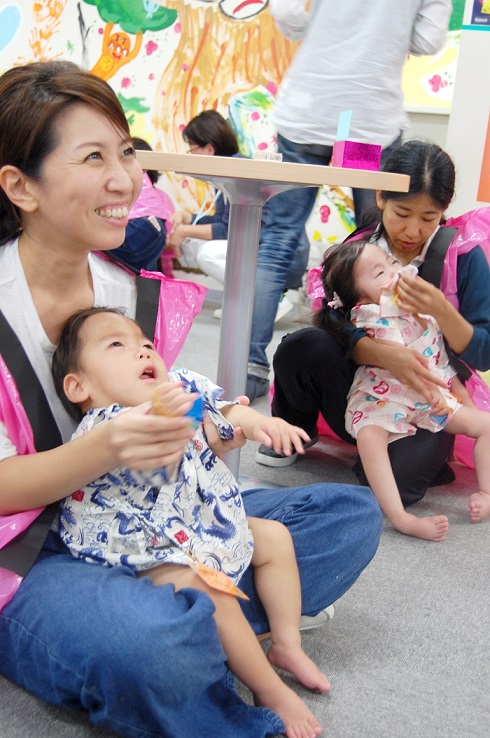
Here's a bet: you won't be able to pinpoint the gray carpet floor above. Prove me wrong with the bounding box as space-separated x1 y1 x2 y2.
2 288 489 737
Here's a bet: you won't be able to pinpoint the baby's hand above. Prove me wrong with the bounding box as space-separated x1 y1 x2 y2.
428 389 451 416
450 376 475 409
251 416 311 457
151 381 200 419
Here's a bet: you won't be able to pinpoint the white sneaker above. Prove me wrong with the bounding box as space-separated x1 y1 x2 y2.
299 604 335 631
275 295 294 323
213 308 222 319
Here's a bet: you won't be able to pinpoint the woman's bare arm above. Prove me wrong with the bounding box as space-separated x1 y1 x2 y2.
0 405 194 515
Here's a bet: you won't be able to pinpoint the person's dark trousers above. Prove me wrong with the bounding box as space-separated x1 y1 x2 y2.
272 327 454 507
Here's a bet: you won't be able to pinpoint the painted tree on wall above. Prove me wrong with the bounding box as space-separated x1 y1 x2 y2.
84 0 177 81
155 0 295 152
151 1 300 211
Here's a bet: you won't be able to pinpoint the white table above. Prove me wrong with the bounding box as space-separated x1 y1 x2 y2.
137 151 409 475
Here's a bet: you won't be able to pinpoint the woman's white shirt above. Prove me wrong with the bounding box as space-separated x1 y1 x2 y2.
0 240 136 459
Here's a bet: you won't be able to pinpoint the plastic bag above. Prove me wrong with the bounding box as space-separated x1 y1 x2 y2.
0 355 45 611
453 369 490 469
305 265 325 312
0 567 22 611
140 270 207 368
442 208 490 310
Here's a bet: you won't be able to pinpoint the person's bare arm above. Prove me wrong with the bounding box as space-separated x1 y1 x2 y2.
169 211 192 229
202 395 250 459
0 405 194 515
167 222 214 255
221 404 310 456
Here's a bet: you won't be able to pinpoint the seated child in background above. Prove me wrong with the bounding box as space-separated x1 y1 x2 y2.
109 137 175 274
52 307 329 738
317 240 490 542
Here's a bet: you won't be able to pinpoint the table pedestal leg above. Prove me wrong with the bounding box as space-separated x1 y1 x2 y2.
218 201 263 477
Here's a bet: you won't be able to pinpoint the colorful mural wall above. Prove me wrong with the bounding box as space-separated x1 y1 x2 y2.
0 0 463 260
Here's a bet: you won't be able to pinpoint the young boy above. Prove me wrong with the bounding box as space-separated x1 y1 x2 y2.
52 306 330 738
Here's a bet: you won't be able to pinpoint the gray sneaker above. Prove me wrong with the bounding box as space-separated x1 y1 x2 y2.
255 435 319 467
246 375 270 404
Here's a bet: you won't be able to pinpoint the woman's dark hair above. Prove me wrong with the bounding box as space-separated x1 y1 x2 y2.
0 60 131 244
133 137 160 185
312 240 369 349
182 110 239 157
52 306 128 422
362 140 456 230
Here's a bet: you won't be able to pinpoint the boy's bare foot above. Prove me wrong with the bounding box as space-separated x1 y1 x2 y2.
255 679 323 738
469 491 490 523
393 512 448 542
267 642 331 693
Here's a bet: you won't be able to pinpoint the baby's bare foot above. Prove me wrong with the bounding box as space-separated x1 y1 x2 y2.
255 680 322 738
267 642 331 693
393 512 448 542
469 491 490 523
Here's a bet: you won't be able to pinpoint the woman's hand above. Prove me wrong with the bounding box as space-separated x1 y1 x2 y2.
375 341 448 406
105 401 195 471
354 336 447 406
397 274 447 320
397 274 474 356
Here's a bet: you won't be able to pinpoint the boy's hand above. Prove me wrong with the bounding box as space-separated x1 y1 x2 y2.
151 381 200 418
249 416 311 457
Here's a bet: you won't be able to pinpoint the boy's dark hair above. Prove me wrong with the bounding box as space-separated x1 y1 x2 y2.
52 306 127 421
182 110 239 157
312 240 369 349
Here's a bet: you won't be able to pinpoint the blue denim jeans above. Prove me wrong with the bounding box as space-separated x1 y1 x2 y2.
0 483 380 738
248 132 402 374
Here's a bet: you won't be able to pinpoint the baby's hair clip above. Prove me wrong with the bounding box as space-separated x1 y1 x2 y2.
327 292 343 309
